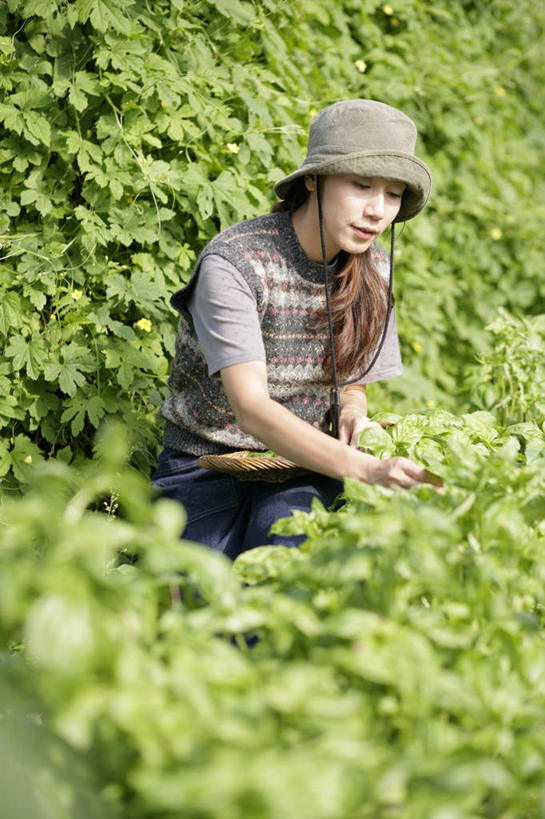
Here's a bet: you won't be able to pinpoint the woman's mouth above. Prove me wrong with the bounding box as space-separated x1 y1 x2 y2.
352 225 377 240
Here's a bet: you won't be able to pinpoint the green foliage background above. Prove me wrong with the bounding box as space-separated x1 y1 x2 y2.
1 0 545 484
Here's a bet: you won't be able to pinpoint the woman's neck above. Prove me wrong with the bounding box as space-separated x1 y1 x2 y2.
291 199 336 263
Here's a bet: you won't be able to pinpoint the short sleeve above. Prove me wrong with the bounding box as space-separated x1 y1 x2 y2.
350 309 403 385
187 254 266 375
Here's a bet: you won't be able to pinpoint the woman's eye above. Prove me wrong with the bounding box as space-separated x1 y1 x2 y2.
354 181 370 190
388 191 402 199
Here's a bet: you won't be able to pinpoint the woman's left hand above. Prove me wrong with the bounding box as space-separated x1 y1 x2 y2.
339 406 381 448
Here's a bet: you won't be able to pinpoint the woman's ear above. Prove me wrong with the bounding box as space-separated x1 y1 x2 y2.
304 174 317 192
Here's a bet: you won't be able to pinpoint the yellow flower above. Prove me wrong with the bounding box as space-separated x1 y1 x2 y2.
71 289 83 300
490 227 503 241
227 143 240 154
135 317 152 333
161 100 167 109
391 16 399 26
494 85 506 97
411 341 424 353
309 108 318 118
354 59 367 73
383 4 394 15
24 455 33 464
426 400 436 408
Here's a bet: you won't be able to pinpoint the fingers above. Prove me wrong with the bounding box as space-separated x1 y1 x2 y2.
349 419 375 448
385 462 421 489
339 415 381 448
422 468 443 487
338 424 351 446
373 457 443 489
349 424 361 448
404 462 443 489
338 417 359 447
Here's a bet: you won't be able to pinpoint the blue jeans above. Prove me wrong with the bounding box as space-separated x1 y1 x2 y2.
152 448 344 561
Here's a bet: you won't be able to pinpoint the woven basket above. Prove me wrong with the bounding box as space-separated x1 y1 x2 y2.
197 450 309 483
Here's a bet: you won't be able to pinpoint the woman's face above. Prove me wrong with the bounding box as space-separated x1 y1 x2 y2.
306 174 405 259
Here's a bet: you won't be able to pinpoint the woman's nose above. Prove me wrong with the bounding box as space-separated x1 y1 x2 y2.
364 192 385 219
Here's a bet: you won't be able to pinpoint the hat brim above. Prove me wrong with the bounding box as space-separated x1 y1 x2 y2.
273 151 431 222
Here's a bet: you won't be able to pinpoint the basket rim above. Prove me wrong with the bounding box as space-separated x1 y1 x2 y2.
197 450 309 482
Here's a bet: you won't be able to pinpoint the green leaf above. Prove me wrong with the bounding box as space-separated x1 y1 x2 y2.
73 70 99 95
358 425 395 458
25 592 96 673
21 0 55 17
28 288 47 309
85 395 106 428
0 394 24 425
9 434 44 482
44 344 93 396
0 104 24 135
117 362 134 389
5 334 47 380
90 0 132 34
60 394 88 436
0 37 15 56
0 437 11 476
0 292 22 336
23 111 51 146
196 184 214 220
68 84 88 113
60 389 107 434
213 0 254 26
109 178 123 199
89 0 110 31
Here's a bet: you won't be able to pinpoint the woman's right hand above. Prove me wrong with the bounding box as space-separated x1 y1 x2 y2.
361 454 442 489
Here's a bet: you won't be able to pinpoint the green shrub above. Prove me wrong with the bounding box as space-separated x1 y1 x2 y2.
1 0 545 484
3 401 545 816
464 308 545 426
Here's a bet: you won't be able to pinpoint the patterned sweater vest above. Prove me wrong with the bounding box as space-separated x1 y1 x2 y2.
160 211 388 455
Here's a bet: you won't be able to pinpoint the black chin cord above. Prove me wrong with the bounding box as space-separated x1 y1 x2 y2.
316 176 396 439
316 177 340 438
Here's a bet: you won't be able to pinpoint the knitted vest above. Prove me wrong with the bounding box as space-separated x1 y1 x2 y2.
160 211 387 455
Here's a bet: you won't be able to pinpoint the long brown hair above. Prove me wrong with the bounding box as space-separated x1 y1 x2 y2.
272 178 391 381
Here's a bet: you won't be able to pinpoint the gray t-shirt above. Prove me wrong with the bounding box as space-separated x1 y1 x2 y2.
187 253 403 384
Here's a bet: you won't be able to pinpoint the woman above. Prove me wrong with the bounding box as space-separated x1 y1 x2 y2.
154 99 434 558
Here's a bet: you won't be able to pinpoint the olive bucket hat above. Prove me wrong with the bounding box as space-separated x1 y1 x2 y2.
274 99 431 222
